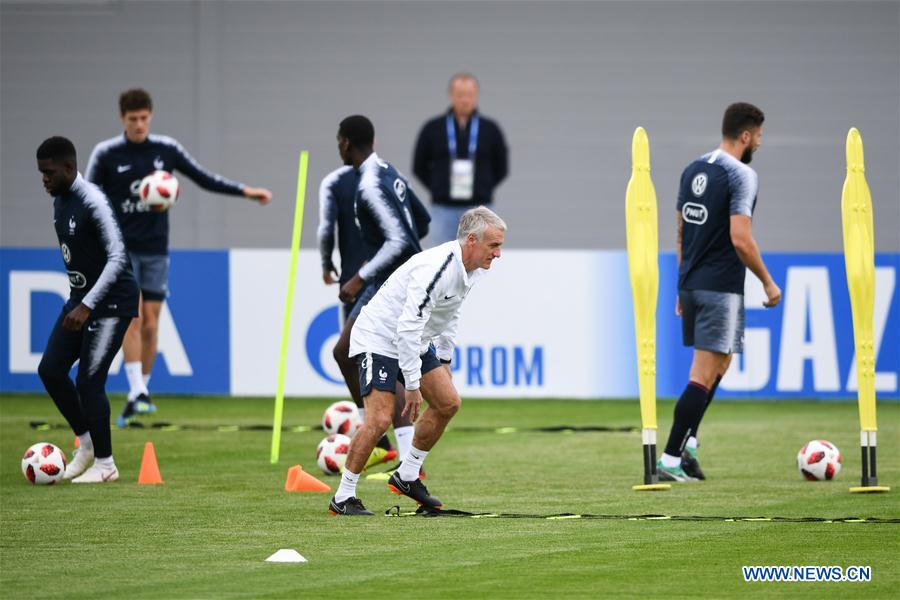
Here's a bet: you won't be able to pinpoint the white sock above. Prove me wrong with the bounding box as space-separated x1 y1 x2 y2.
398 445 428 481
95 456 115 468
686 436 698 450
143 373 151 388
334 469 360 503
77 432 94 452
125 362 148 400
357 407 366 421
660 453 681 468
394 426 414 462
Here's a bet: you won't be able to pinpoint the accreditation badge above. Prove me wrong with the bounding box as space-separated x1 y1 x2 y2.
450 159 474 200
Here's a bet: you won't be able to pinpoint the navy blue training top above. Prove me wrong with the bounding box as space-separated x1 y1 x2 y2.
86 133 246 255
52 173 139 318
677 149 758 295
355 153 431 284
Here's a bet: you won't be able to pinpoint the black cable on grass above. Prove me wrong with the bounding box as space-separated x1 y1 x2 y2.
385 506 900 524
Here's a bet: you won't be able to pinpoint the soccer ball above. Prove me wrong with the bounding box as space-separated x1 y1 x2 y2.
21 442 67 485
316 433 351 475
797 440 842 481
322 400 362 437
139 170 180 211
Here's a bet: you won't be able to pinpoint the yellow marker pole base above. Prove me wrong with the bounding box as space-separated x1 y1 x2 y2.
849 486 891 494
632 483 672 492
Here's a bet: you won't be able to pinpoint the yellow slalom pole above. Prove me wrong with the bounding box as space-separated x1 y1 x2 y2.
270 151 309 464
626 127 669 492
841 129 889 493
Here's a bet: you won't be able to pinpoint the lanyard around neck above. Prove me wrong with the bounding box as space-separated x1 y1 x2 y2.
446 114 479 158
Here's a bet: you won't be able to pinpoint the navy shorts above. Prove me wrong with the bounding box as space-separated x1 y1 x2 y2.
355 346 443 397
348 282 380 320
129 252 169 302
680 289 744 354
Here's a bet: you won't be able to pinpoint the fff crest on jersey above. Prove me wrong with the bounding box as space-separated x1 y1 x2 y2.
60 243 71 265
393 178 407 202
68 216 76 235
154 156 164 170
691 173 708 197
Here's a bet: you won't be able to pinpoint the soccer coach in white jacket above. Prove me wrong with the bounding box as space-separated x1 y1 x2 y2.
328 207 506 516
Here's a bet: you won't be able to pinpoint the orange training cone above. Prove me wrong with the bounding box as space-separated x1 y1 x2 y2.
285 465 331 492
138 441 164 485
74 437 80 449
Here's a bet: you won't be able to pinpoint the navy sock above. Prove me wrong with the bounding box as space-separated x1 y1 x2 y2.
664 381 710 457
690 375 721 438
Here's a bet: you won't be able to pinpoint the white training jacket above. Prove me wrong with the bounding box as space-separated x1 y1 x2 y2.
349 240 486 390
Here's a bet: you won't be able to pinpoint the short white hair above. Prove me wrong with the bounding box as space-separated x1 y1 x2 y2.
456 206 507 241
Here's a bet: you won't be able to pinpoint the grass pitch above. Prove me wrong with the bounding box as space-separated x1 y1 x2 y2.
1 395 898 598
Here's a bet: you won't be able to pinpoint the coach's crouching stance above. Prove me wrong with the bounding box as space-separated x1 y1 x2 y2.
329 207 506 516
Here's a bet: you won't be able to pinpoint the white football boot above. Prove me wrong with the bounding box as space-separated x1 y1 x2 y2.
71 462 119 483
62 448 95 480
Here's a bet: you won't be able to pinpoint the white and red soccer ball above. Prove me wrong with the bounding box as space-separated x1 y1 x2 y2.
322 400 362 437
21 442 67 485
139 170 180 211
797 439 842 481
316 433 351 475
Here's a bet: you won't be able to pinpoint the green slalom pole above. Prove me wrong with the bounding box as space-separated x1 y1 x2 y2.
270 151 309 464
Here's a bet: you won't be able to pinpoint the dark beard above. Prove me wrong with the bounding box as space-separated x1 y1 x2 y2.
741 147 754 164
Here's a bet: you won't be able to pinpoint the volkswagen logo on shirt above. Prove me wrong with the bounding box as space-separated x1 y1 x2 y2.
691 173 708 197
67 271 87 288
60 243 71 265
682 202 708 225
393 178 407 202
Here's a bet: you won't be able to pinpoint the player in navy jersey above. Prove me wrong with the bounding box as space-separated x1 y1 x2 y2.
36 137 140 483
325 115 432 470
85 88 272 427
318 166 366 322
657 103 782 482
318 157 431 469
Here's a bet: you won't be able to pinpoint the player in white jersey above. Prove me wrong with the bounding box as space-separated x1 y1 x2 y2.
328 207 506 516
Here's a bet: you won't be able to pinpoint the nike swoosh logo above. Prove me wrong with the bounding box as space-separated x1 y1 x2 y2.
331 501 346 514
102 471 116 481
393 478 411 493
117 165 132 173
444 295 456 300
87 325 99 332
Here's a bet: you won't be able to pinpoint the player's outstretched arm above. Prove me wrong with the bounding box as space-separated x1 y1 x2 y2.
730 215 781 307
172 139 269 203
243 186 272 205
